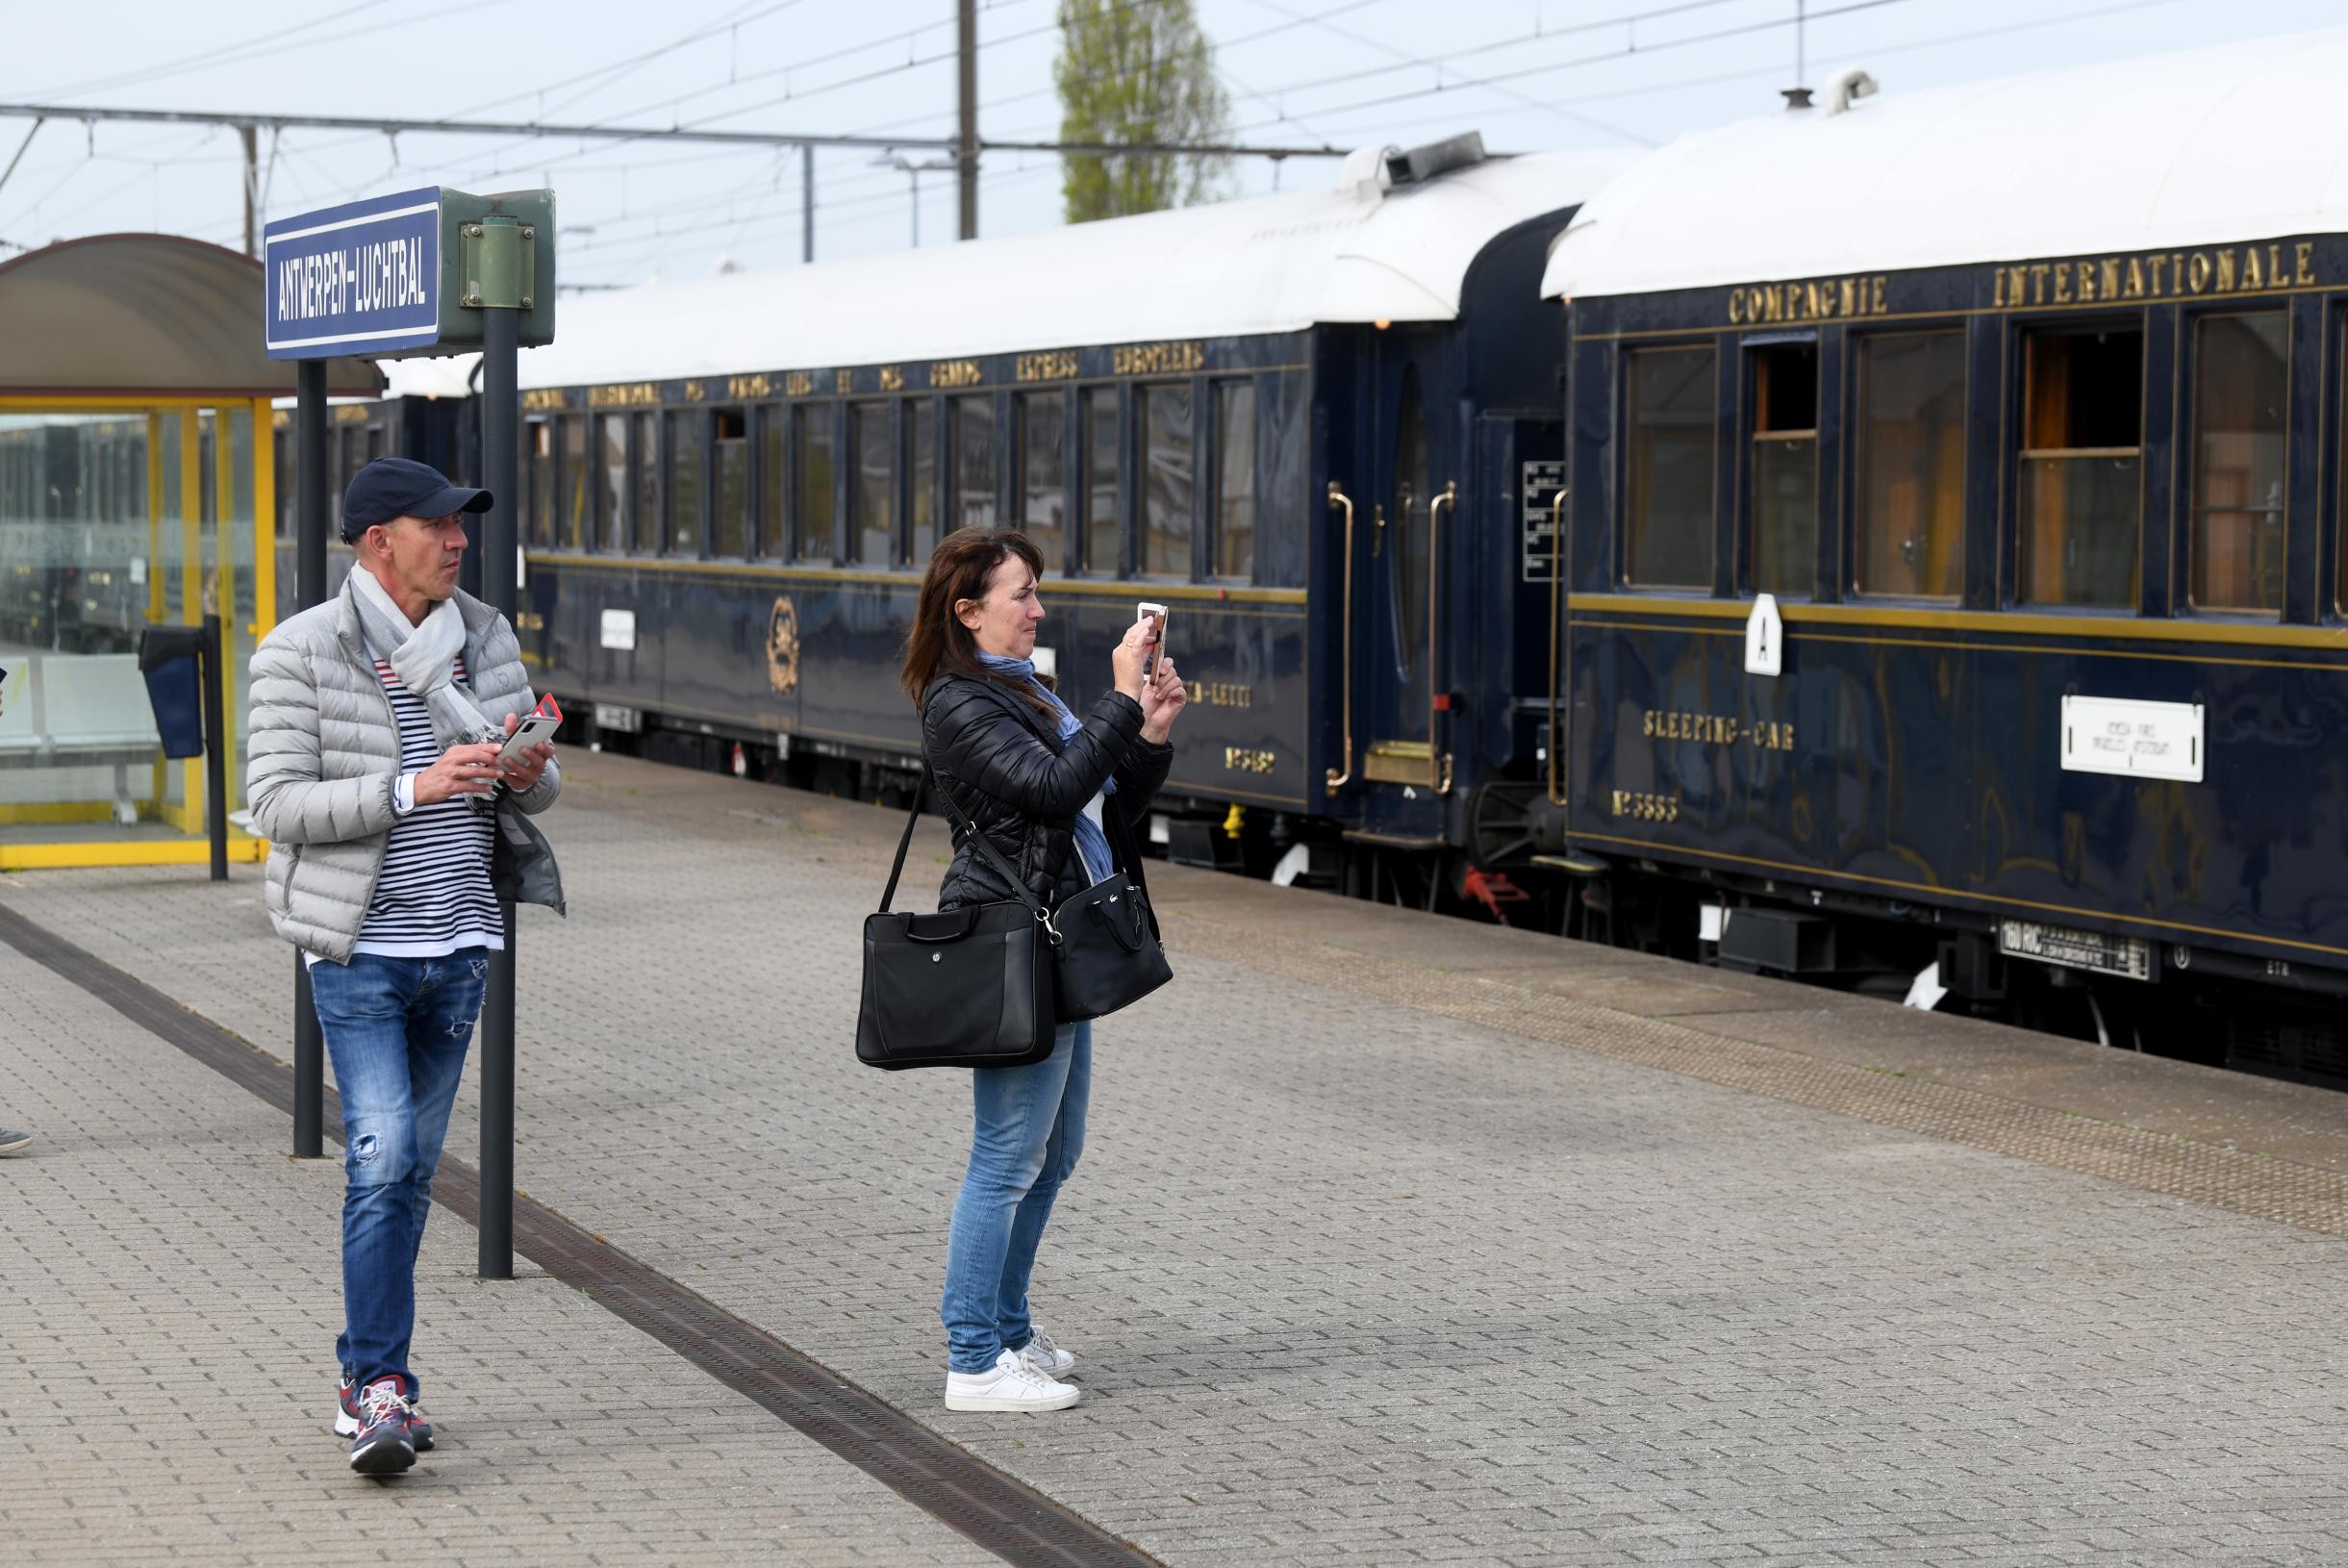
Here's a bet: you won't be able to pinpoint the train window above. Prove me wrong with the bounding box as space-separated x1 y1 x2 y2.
910 399 938 565
1213 380 1255 581
366 424 387 464
1855 331 1965 598
667 408 703 557
713 407 750 558
1083 387 1120 574
2189 312 2286 616
632 411 661 553
526 419 554 548
851 402 893 565
2019 325 2141 608
794 402 836 561
560 414 591 551
1141 382 1194 578
1624 345 1716 589
1016 392 1067 569
1745 342 1816 598
952 394 996 529
595 413 627 552
757 405 787 559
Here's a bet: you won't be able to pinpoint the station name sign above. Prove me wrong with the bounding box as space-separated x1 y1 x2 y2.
263 185 557 361
264 187 442 358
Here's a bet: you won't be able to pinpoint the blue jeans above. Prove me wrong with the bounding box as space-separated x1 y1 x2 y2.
941 1021 1091 1373
308 948 490 1399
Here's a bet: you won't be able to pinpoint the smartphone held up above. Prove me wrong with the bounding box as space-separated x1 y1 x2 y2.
1137 601 1168 678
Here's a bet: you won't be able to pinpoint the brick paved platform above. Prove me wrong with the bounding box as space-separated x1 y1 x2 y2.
9 746 2348 1566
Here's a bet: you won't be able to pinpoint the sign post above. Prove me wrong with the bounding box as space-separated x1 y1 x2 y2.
262 188 555 1276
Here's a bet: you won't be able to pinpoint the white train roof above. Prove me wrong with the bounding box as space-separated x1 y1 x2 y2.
1542 26 2348 301
382 146 1631 397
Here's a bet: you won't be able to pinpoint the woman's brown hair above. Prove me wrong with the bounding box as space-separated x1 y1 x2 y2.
900 526 1057 713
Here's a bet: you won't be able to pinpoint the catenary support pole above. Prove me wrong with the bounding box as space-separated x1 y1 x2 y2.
801 142 814 264
292 357 328 1160
240 124 258 257
957 0 977 241
477 229 521 1281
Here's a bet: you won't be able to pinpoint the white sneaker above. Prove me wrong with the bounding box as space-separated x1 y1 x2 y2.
1014 1327 1076 1378
944 1348 1081 1412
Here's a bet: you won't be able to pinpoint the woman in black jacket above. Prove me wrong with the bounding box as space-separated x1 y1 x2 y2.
902 526 1184 1413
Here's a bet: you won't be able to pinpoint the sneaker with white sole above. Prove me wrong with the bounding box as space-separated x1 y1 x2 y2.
346 1376 416 1476
1012 1326 1075 1378
334 1372 433 1452
944 1348 1080 1412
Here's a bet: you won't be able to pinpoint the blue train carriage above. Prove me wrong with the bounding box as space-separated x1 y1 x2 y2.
492 136 1628 878
1544 31 2348 1078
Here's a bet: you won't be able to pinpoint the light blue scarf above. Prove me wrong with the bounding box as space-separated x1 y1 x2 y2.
976 653 1117 885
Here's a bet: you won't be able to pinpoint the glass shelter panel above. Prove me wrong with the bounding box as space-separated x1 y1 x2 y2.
2190 312 2286 615
1 401 272 868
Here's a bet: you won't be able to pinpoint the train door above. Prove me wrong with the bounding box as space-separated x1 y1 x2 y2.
1354 341 1454 843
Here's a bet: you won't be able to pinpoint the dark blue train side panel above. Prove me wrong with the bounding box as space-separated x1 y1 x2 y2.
1564 233 2348 974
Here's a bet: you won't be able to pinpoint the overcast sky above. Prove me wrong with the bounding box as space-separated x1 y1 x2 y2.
5 0 2344 289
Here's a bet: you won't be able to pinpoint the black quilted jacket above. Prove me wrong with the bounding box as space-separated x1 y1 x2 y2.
922 671 1174 913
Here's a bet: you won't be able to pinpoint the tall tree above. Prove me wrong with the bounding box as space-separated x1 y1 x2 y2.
1053 0 1233 223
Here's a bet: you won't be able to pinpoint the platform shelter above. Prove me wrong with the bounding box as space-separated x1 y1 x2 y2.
0 233 379 870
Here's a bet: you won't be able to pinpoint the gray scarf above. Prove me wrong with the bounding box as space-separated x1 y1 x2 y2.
349 566 498 750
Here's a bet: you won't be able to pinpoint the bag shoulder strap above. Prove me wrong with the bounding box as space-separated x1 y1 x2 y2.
876 756 1056 930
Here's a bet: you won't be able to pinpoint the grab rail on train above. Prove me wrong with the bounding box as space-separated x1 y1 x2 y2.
1426 480 1457 797
1325 480 1355 797
1546 485 1568 806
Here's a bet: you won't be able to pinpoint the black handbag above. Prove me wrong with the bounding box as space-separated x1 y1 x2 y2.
856 764 1060 1072
1051 797 1174 1023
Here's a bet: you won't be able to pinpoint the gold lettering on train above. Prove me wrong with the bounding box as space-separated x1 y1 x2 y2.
835 369 853 394
588 382 660 409
1726 274 1893 326
1186 680 1254 709
1984 241 2328 312
727 374 771 399
1112 341 1206 376
333 404 373 424
784 371 816 396
518 389 565 413
931 359 982 389
879 365 905 392
1639 709 1795 752
1223 746 1276 775
1017 351 1080 382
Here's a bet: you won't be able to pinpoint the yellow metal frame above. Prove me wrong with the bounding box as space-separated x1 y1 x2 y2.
0 392 279 872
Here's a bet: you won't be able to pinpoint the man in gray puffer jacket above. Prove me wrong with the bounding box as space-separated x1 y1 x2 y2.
247 457 562 1478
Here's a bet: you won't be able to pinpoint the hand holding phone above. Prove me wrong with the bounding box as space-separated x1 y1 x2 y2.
1137 601 1169 678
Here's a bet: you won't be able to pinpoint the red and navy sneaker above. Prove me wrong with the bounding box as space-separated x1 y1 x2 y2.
336 1373 434 1453
345 1376 415 1477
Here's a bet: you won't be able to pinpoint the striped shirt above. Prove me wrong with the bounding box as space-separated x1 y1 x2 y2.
350 649 503 959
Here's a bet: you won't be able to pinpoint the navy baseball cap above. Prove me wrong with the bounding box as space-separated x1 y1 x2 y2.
341 457 492 543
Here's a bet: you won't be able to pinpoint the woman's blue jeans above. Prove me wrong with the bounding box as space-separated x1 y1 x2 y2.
308 948 490 1400
941 1021 1091 1374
